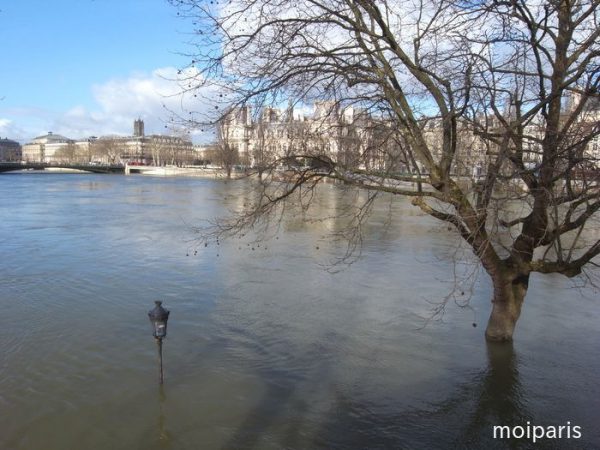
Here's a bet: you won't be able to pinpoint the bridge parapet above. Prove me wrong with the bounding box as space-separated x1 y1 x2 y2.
0 162 125 174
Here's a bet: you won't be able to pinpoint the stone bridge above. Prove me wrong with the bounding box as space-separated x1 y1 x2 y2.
0 162 125 174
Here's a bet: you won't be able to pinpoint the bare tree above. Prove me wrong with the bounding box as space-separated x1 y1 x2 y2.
216 117 241 178
156 132 195 167
53 143 77 164
148 137 166 167
251 110 282 178
171 0 600 341
92 139 124 165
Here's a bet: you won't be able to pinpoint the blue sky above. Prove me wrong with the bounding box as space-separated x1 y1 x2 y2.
0 0 206 142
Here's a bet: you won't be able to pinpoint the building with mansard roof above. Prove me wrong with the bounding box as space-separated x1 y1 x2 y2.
0 138 22 162
218 94 600 177
22 132 74 162
219 102 416 173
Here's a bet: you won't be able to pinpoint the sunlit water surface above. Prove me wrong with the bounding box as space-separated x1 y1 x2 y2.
0 173 598 449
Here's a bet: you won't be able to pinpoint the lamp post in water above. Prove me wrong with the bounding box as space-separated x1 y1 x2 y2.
148 301 170 384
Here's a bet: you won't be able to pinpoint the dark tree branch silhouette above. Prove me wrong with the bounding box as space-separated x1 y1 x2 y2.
170 0 600 341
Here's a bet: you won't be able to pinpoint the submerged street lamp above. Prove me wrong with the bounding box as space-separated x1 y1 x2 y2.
148 301 170 384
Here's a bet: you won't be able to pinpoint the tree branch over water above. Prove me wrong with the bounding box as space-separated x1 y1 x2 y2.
172 0 600 342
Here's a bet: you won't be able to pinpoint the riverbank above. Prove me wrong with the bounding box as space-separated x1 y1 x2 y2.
124 164 249 179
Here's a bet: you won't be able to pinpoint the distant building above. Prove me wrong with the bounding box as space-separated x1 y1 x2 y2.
219 94 600 175
19 120 195 166
93 120 194 166
0 138 22 161
192 144 214 164
566 91 600 166
218 102 409 172
22 132 74 162
133 118 145 137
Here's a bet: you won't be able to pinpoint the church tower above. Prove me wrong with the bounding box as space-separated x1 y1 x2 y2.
133 118 145 137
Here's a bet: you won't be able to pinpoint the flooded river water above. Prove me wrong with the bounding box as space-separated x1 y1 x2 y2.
0 173 598 449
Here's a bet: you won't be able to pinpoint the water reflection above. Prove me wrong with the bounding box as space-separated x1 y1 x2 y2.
288 343 531 449
453 342 529 449
223 375 300 450
215 341 530 449
157 387 172 449
1 175 598 449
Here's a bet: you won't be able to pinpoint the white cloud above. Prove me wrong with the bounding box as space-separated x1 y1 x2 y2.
1 67 216 143
0 117 29 141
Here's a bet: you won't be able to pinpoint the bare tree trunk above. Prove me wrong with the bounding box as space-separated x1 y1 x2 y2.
486 271 529 342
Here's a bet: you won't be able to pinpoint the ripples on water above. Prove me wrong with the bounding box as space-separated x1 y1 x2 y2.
0 173 598 449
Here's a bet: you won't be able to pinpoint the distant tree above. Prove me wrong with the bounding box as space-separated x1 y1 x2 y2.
92 139 124 164
216 119 240 178
159 130 195 167
171 0 600 341
148 137 167 166
53 143 80 164
252 113 278 178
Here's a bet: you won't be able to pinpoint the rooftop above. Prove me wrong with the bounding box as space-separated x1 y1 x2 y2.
0 138 21 145
30 132 72 144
